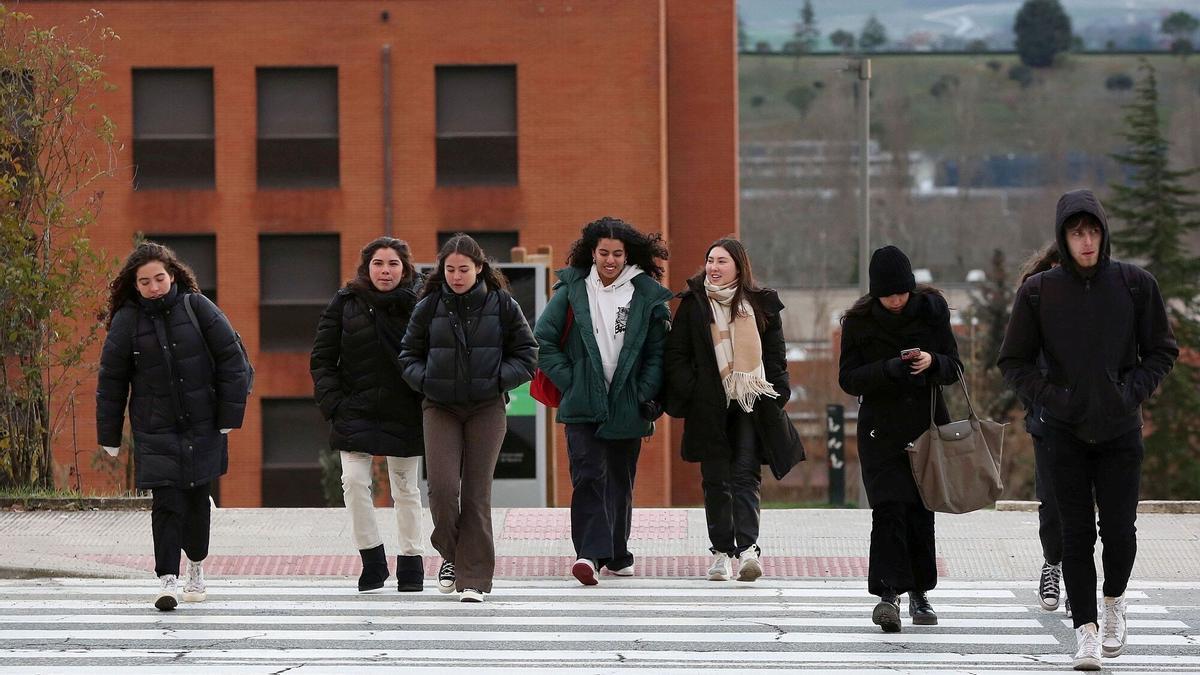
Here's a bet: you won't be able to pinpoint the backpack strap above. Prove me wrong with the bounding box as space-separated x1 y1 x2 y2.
1116 261 1147 351
183 293 216 371
1027 272 1043 313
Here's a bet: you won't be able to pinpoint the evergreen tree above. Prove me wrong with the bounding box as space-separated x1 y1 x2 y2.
737 10 748 52
1108 60 1200 498
794 1 819 53
967 250 1019 422
859 15 888 52
1013 0 1072 68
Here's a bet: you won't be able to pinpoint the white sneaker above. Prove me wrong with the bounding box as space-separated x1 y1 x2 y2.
610 565 634 577
707 553 732 581
571 558 598 586
1101 594 1128 657
181 560 207 602
736 546 763 582
1073 622 1102 670
459 588 485 603
155 574 178 611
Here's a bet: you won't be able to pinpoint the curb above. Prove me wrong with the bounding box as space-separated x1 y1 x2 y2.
995 500 1200 514
1 496 152 512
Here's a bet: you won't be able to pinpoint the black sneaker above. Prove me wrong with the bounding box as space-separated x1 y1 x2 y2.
1039 561 1062 611
872 594 902 633
437 560 455 594
908 590 938 625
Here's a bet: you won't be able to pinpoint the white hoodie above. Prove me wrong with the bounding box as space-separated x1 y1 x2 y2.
585 263 643 387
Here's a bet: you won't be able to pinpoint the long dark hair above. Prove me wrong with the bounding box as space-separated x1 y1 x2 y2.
419 233 509 298
348 236 415 291
840 284 947 326
104 241 201 329
565 216 669 281
1019 241 1060 285
689 237 767 331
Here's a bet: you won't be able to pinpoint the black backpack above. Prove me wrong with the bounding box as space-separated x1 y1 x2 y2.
183 293 255 395
1027 261 1147 347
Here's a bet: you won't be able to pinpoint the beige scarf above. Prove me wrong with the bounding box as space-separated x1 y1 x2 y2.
704 279 780 413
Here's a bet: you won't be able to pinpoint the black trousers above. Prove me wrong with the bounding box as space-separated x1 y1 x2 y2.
151 483 212 578
701 406 762 556
565 423 642 571
868 500 937 597
1032 433 1063 565
1045 425 1143 628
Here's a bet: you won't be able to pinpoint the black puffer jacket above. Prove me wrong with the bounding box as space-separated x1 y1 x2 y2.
838 291 962 505
96 284 250 489
310 277 425 457
664 280 800 477
399 280 538 405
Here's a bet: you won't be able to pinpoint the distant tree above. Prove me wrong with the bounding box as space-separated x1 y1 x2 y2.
830 29 856 53
1013 0 1072 67
1070 34 1085 52
754 41 773 53
966 38 989 53
859 15 888 52
1108 61 1200 498
1105 72 1134 91
1162 11 1198 54
737 10 748 52
793 1 820 53
965 249 1018 422
785 85 819 118
1007 64 1034 88
1105 39 1118 51
929 74 961 99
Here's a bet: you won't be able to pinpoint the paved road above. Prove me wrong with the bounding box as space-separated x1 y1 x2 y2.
1 578 1198 673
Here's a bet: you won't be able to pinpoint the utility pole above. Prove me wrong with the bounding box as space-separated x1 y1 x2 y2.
855 58 871 297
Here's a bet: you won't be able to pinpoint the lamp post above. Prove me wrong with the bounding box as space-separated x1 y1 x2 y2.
853 58 871 297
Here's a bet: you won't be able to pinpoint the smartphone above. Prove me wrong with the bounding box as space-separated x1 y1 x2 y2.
900 348 921 361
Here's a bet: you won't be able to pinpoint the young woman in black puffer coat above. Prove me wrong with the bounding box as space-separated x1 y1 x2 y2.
838 245 963 633
97 242 251 611
311 237 427 593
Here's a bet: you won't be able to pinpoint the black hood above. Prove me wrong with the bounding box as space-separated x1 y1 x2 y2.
1054 188 1111 277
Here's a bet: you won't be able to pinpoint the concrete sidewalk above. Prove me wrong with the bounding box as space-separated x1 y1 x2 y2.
2 507 1198 581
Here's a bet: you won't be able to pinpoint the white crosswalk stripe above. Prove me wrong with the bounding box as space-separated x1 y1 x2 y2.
0 579 1195 673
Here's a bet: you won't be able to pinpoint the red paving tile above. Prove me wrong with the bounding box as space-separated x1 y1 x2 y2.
81 554 948 578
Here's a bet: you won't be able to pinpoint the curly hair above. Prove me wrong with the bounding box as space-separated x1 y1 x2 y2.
104 241 201 328
419 233 509 298
1019 241 1060 285
564 216 669 281
347 236 415 291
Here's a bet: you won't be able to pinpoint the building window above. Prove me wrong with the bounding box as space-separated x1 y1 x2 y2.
261 398 328 507
257 67 339 189
144 234 217 304
436 231 518 263
132 69 215 190
259 234 339 351
435 65 517 186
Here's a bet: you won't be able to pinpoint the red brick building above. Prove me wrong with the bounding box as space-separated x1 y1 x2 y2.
31 1 738 506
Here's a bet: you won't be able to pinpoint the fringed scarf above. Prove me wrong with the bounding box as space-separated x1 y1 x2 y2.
704 279 780 413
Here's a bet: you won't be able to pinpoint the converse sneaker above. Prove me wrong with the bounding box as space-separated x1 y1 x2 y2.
872 594 902 633
1038 561 1062 611
610 565 635 577
181 560 207 602
707 553 732 581
1101 594 1128 657
1073 622 1102 670
154 574 178 611
571 558 598 586
437 560 456 594
736 546 763 582
459 588 484 603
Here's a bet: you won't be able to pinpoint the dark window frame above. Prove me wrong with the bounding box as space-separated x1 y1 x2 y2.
256 67 340 190
435 65 518 186
131 68 216 190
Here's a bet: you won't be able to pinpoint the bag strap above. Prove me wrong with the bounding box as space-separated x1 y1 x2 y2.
929 361 978 427
183 294 216 372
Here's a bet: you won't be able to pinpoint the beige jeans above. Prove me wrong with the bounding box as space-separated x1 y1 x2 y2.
340 451 423 555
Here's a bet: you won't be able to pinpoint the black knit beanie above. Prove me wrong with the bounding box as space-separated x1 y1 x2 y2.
869 245 916 298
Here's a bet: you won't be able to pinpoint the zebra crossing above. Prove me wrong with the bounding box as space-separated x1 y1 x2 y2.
0 578 1197 673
